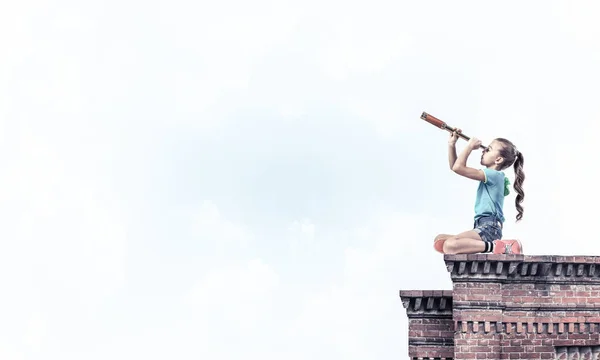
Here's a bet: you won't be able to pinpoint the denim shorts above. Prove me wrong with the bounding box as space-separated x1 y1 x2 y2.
473 216 503 243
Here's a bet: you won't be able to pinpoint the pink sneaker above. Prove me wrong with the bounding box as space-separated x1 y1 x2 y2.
434 239 446 253
492 239 523 254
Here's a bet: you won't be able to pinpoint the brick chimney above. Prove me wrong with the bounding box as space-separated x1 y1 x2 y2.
399 290 454 359
400 254 600 359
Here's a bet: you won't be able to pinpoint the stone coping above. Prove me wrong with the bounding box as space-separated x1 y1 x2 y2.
444 254 600 263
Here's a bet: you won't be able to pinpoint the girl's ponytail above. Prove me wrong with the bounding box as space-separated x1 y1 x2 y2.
513 151 525 221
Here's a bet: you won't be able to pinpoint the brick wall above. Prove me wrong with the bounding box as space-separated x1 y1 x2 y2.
399 290 455 359
400 255 600 359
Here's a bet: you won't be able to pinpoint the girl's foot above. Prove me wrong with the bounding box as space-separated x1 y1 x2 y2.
492 239 523 254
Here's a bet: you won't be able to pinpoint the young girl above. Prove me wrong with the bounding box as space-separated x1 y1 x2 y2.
433 129 525 255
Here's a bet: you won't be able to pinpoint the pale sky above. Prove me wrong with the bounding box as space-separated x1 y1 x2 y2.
1 0 600 359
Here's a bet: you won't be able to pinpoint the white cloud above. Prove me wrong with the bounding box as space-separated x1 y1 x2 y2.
288 218 317 258
311 12 413 80
180 258 280 359
289 218 316 239
191 200 251 253
288 211 451 359
24 310 47 353
553 0 600 59
0 125 127 357
0 343 25 360
188 202 276 305
160 0 304 125
187 257 279 327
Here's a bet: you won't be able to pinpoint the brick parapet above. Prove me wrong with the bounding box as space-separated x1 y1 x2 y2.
444 254 600 285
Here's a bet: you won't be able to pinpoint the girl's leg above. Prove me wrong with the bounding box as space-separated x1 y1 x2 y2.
442 230 486 254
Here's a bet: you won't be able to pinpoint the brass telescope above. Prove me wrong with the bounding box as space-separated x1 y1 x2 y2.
420 112 486 150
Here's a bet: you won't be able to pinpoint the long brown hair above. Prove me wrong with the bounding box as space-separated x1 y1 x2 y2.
495 138 525 222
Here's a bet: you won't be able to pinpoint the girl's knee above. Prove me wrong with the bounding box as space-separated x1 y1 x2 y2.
442 238 458 254
434 234 451 242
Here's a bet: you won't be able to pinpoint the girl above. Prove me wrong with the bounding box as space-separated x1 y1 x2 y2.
433 129 525 255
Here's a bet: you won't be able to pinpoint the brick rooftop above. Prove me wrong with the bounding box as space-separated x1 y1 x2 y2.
399 254 600 359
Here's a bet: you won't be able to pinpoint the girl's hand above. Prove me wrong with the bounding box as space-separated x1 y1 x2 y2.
468 137 482 150
448 128 461 146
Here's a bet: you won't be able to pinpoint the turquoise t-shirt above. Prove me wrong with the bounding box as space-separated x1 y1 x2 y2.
474 168 506 223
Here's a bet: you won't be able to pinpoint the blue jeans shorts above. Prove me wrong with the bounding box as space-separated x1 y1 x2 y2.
473 216 503 243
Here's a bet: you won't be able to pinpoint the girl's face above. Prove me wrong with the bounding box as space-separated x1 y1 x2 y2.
480 140 504 168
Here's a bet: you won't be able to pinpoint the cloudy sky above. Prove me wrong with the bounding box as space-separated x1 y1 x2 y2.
1 0 600 359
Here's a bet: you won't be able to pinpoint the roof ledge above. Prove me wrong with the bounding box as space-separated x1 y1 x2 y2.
399 290 453 317
444 254 600 284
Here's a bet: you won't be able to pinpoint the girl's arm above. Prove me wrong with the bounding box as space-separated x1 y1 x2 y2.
452 138 486 181
448 130 459 169
448 143 457 169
